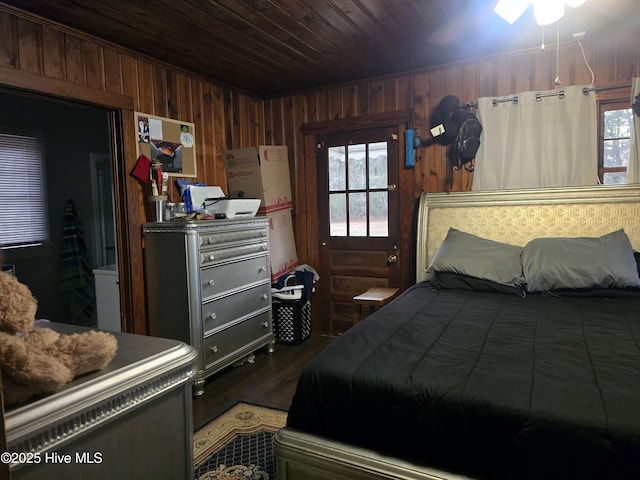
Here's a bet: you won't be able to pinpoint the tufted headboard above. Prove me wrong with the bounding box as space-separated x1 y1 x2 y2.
416 185 640 283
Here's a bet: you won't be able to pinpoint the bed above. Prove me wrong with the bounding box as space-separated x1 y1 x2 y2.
274 185 640 480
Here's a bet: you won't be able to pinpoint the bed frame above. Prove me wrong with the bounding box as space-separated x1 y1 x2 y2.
274 184 640 480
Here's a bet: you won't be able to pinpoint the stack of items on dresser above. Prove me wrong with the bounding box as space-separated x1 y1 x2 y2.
223 146 316 345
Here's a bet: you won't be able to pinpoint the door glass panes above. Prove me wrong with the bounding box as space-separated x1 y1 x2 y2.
327 140 389 237
328 146 346 190
349 192 366 236
369 191 388 237
368 142 387 188
348 144 366 190
329 193 346 236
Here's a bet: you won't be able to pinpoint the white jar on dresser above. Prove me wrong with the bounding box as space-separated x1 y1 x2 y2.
142 217 274 396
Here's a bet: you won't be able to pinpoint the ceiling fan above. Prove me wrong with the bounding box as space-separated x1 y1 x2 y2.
494 0 587 26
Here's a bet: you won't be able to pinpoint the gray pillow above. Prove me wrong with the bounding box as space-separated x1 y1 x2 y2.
521 229 640 292
427 228 524 288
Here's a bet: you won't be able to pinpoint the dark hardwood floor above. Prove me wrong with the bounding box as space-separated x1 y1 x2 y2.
192 334 334 430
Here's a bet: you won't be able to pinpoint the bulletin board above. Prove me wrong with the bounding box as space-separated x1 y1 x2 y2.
135 112 197 177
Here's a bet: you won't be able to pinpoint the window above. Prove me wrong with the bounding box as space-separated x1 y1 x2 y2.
0 131 49 249
328 141 389 238
599 100 632 184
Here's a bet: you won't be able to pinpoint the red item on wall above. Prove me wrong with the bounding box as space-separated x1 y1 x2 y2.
131 154 151 183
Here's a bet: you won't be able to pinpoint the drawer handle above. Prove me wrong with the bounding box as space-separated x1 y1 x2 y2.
210 345 218 353
262 321 269 328
208 254 215 261
208 279 215 286
208 238 214 244
261 231 267 237
209 312 217 320
258 265 266 273
261 293 268 300
261 245 267 251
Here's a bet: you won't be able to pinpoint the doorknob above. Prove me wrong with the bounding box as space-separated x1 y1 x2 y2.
388 254 398 263
387 184 397 191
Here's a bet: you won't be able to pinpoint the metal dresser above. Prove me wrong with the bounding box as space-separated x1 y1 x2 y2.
142 217 274 396
6 323 197 480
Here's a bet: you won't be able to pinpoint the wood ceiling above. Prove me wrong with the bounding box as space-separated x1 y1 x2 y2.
3 0 639 97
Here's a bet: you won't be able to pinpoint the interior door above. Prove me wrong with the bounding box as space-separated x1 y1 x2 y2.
90 152 118 268
317 126 400 335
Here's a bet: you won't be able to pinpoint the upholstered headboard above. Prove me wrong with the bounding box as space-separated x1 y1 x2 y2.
416 185 640 283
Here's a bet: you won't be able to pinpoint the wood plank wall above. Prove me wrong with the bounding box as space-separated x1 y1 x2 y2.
1 5 638 334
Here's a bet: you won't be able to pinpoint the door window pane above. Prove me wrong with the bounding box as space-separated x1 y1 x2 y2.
329 193 346 236
348 144 366 190
328 146 346 191
348 192 366 236
368 142 387 189
369 191 388 237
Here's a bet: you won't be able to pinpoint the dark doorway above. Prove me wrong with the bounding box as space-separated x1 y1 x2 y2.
0 91 117 327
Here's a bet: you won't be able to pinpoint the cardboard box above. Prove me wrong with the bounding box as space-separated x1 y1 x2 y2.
222 146 292 214
267 208 299 282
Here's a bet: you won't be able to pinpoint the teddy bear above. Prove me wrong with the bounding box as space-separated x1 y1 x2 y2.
0 271 118 406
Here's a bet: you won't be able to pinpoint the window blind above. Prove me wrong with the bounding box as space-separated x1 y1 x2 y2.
0 132 48 247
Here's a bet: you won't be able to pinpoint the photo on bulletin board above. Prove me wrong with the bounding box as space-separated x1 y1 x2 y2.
135 112 196 177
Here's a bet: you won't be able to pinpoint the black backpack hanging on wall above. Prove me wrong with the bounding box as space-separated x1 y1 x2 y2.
431 95 483 173
430 95 461 146
450 108 483 172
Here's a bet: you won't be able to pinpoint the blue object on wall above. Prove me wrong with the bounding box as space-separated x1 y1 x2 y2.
405 129 415 168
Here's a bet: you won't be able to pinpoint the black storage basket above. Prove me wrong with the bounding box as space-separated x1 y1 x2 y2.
272 298 311 345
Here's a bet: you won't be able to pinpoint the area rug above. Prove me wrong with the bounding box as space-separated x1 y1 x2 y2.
193 403 287 480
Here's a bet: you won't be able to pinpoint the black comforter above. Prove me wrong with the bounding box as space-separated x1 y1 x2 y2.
287 282 640 479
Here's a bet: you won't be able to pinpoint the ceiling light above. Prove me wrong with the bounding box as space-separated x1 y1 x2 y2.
494 0 530 24
533 0 565 25
494 0 586 26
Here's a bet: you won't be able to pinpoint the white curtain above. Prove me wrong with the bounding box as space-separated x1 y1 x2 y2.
472 85 597 191
628 78 640 183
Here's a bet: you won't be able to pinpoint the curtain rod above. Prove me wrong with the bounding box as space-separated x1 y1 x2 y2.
460 83 632 109
582 83 631 95
461 93 551 108
489 90 566 106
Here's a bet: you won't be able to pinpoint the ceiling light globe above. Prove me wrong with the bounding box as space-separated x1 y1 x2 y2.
533 0 565 25
494 0 531 24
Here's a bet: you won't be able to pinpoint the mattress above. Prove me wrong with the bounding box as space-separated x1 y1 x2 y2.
286 282 640 479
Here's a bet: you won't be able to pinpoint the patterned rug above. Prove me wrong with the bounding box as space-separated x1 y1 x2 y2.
193 403 287 480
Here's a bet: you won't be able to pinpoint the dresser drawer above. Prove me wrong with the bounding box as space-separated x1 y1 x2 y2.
202 283 271 334
199 228 267 248
204 311 272 368
200 256 269 299
199 242 268 266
